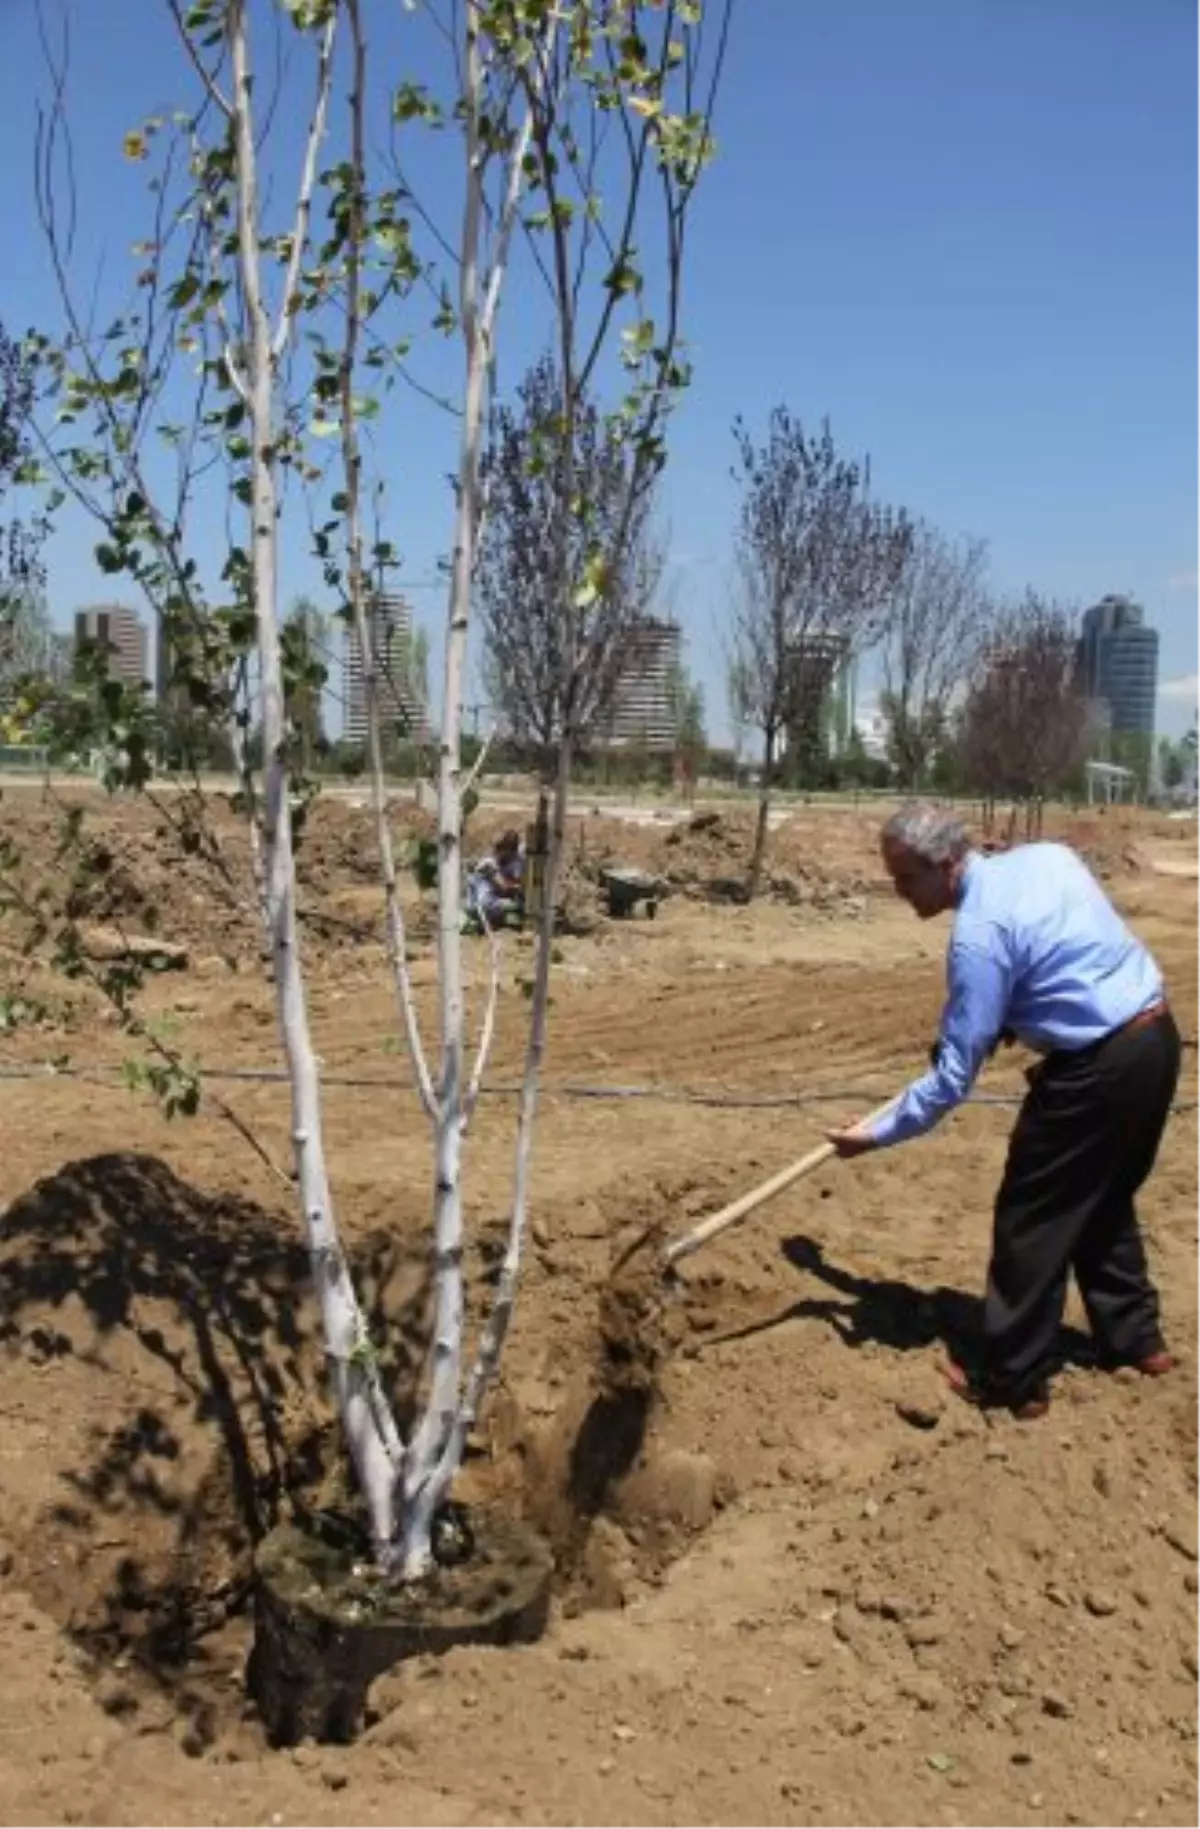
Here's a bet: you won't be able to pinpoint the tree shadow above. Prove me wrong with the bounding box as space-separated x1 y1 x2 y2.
0 1151 432 1739
687 1232 1095 1374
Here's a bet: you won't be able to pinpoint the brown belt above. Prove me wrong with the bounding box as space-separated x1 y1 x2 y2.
1120 999 1168 1037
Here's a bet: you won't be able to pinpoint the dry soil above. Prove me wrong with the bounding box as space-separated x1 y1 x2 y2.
0 785 1195 1827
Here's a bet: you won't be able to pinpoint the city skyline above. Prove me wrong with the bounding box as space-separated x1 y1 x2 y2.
58 585 1194 759
5 1 1192 753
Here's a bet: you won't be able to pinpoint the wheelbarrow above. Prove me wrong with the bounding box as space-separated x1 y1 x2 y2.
600 866 665 920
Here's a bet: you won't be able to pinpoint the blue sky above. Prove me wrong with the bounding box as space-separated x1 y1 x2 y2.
1 0 1196 740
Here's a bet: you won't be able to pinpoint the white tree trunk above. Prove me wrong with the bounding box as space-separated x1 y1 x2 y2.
450 739 570 1466
397 4 540 1579
228 0 403 1566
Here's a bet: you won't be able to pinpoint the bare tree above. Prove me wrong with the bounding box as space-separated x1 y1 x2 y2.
959 592 1089 832
476 353 664 764
728 409 912 894
878 523 992 789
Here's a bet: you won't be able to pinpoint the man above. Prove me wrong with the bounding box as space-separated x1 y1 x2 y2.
466 828 525 929
827 803 1180 1419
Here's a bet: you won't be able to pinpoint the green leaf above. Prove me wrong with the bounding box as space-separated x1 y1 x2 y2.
392 82 442 125
167 272 201 311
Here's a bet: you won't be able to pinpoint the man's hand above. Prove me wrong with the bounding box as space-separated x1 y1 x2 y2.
825 1122 880 1160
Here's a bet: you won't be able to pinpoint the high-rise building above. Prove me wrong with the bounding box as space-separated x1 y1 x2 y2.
601 617 682 750
343 593 427 745
1077 595 1158 738
73 605 149 689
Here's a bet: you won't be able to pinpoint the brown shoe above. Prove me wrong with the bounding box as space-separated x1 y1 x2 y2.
943 1357 1050 1421
1101 1347 1175 1377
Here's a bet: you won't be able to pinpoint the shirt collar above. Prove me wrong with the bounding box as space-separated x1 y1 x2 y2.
955 850 983 907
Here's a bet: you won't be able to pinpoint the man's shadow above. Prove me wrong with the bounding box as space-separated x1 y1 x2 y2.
690 1233 1095 1375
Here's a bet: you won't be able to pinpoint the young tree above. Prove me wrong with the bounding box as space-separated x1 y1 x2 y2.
728 409 912 894
476 353 665 764
959 593 1089 828
24 0 728 1589
877 523 991 789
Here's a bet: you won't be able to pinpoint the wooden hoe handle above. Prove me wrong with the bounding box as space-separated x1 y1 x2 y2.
664 1096 898 1267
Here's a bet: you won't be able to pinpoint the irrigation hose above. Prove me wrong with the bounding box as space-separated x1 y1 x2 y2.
0 1061 1194 1116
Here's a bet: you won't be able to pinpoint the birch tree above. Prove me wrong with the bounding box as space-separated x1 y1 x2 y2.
24 0 728 1582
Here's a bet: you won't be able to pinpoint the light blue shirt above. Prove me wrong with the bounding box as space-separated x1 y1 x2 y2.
870 844 1164 1150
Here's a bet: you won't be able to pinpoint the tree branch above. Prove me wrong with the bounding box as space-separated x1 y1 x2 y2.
272 10 338 361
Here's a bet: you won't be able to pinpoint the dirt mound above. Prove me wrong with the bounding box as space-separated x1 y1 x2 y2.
0 792 261 964
0 1145 723 1723
295 795 436 894
645 808 876 910
0 1153 444 1739
0 788 439 975
0 1155 321 1656
549 804 881 913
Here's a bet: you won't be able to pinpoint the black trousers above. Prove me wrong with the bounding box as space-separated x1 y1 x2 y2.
981 1008 1181 1405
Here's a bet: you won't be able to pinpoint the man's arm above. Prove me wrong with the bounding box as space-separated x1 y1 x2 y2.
829 938 1012 1155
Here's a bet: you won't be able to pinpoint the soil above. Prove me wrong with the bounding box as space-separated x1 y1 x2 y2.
0 782 1195 1825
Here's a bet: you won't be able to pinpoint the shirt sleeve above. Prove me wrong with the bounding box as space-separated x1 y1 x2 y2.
869 936 1012 1149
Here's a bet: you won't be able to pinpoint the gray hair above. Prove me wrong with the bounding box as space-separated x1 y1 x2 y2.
881 802 970 866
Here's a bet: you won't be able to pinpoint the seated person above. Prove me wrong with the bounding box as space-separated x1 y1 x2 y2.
466 828 525 927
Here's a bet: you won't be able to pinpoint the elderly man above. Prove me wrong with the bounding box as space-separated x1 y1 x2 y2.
828 803 1180 1419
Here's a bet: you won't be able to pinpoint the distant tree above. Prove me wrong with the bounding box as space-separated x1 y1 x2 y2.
476 353 663 769
666 660 705 799
1109 730 1154 799
959 593 1089 827
837 724 891 791
1157 736 1186 792
0 323 47 676
878 524 992 789
727 409 912 894
726 650 754 773
1184 723 1198 770
282 595 329 771
0 581 54 695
